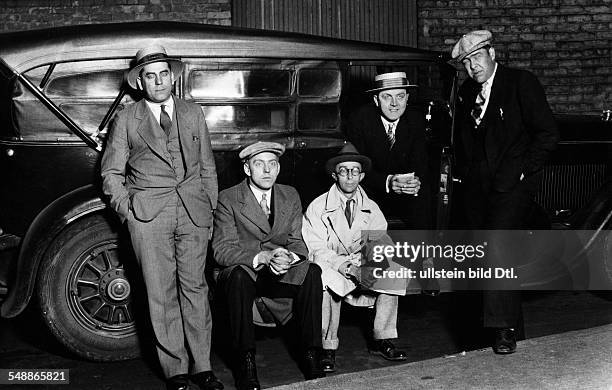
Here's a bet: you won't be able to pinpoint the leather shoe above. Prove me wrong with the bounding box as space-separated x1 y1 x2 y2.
370 339 408 361
493 328 517 354
236 350 260 390
167 374 192 390
191 371 223 390
303 348 326 380
321 349 336 373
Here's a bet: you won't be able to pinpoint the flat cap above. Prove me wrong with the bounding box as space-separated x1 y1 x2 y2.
451 30 493 62
239 141 286 160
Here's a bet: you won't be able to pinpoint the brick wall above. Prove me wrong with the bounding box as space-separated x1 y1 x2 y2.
0 0 231 32
418 0 612 115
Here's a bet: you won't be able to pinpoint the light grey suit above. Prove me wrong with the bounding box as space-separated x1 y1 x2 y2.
101 96 217 377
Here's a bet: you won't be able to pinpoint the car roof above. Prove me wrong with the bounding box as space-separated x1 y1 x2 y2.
0 21 448 72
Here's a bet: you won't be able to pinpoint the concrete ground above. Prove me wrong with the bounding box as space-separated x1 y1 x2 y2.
0 291 611 389
271 324 612 390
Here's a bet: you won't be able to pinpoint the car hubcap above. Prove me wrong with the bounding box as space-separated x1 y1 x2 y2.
67 240 135 336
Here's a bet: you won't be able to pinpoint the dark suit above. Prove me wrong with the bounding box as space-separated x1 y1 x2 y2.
101 96 218 377
212 179 322 352
346 104 431 228
455 64 559 328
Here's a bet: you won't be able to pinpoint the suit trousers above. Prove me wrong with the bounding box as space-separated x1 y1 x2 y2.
462 165 531 328
221 263 323 353
127 193 212 378
321 289 398 350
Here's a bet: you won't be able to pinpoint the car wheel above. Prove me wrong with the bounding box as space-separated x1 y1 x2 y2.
37 214 140 361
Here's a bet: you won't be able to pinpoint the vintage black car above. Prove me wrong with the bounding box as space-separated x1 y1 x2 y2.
0 22 609 362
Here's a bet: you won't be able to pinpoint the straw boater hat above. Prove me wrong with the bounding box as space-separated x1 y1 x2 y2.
126 44 184 89
366 71 418 93
451 30 493 63
325 143 371 175
239 141 286 161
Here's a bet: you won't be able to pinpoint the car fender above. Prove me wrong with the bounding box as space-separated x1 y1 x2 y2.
0 184 107 318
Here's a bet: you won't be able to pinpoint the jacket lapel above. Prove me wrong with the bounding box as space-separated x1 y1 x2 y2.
269 185 288 233
238 179 271 234
134 99 172 166
323 185 359 254
175 98 196 164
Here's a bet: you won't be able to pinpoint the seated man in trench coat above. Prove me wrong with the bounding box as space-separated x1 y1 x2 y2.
211 141 325 390
302 143 409 373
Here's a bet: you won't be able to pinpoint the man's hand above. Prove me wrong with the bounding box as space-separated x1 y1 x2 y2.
269 248 293 275
390 173 421 196
256 251 274 266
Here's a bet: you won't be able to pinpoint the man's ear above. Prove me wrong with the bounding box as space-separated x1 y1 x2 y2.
243 161 251 177
331 172 338 182
373 95 379 107
357 172 365 183
489 46 496 62
136 77 143 91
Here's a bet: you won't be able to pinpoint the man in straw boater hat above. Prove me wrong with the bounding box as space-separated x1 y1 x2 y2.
302 143 409 373
101 45 222 390
346 71 437 295
212 141 325 390
346 71 431 230
450 30 558 354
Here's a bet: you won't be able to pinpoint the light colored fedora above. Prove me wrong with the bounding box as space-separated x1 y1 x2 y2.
366 72 418 93
126 44 183 89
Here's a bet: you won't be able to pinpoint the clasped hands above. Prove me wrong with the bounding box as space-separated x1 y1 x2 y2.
390 172 421 196
258 248 294 275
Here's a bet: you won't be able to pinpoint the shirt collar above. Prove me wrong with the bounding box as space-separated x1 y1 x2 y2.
249 183 272 205
145 96 174 116
380 116 399 132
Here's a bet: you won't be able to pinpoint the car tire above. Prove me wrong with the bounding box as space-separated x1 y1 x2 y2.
37 214 141 361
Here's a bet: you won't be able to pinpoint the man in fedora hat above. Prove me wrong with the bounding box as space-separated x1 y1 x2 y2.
101 45 222 390
212 141 325 390
346 71 431 229
302 142 409 372
450 30 559 354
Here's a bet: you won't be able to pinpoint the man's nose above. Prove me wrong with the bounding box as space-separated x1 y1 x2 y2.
390 97 397 106
263 164 271 172
155 75 162 85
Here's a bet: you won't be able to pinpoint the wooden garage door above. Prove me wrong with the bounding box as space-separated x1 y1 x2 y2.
233 0 417 47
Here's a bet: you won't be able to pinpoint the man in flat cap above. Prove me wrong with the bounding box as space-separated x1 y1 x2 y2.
302 143 409 373
212 141 324 389
101 45 221 390
451 30 559 354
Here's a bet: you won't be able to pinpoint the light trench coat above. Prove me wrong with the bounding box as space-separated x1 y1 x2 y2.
302 184 408 307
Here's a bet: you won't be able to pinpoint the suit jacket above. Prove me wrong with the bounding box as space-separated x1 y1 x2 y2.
212 179 310 286
455 64 559 193
346 104 431 228
101 96 218 227
302 184 407 300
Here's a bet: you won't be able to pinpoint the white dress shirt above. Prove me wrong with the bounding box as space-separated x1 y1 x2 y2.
145 97 174 126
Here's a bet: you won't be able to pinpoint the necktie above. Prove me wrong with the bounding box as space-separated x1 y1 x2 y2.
260 193 270 218
471 86 486 123
344 199 354 228
386 122 396 149
160 104 172 136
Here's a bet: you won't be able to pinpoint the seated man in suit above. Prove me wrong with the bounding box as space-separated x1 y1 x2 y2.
302 143 408 373
212 141 325 390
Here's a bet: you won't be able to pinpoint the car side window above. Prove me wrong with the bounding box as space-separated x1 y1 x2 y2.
297 68 341 133
13 59 133 141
